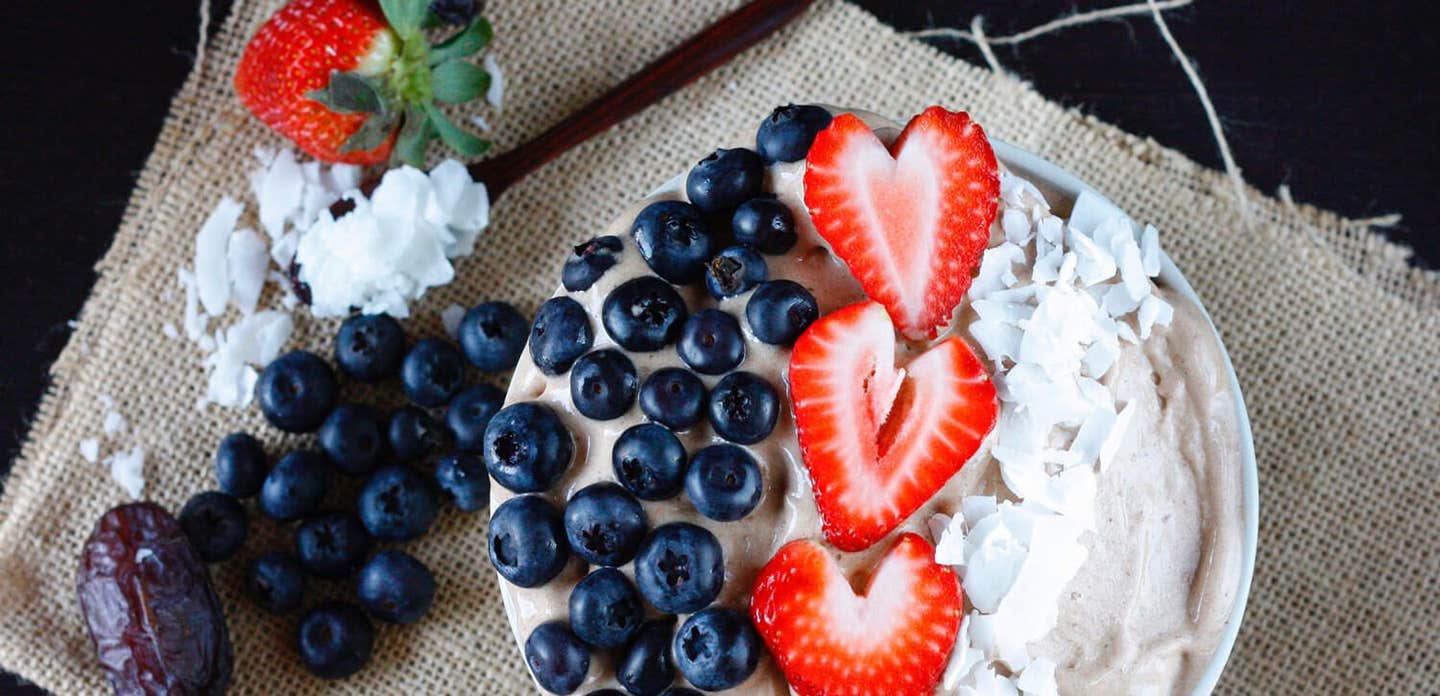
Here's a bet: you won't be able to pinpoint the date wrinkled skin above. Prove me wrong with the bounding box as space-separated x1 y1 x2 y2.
77 503 232 695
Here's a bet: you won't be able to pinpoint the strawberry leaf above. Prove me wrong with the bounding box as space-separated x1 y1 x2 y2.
429 17 493 65
379 0 431 35
393 105 436 166
431 59 490 104
339 111 400 153
424 103 490 157
307 71 387 115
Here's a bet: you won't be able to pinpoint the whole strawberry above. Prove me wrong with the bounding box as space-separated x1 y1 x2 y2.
235 0 494 165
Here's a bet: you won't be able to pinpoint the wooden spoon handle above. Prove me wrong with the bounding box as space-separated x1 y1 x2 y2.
469 0 814 200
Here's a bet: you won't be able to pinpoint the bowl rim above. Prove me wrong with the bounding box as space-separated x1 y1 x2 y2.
992 139 1259 695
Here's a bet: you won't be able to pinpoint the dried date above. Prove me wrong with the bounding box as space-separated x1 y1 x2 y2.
77 502 232 695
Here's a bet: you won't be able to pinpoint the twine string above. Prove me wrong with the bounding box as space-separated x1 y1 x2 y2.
909 0 1261 222
196 0 212 74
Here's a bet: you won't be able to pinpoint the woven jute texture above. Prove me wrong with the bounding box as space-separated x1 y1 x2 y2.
1 1 1435 693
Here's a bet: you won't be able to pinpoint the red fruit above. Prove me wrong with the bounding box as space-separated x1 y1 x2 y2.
235 0 397 164
235 0 494 165
789 301 997 551
749 533 962 696
803 107 999 340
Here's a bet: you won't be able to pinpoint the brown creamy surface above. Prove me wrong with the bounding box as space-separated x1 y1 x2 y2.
490 112 1244 695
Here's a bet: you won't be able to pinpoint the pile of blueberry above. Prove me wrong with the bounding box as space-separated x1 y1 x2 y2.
490 105 833 695
174 301 527 680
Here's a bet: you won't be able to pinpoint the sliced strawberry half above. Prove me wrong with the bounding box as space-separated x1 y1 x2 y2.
789 301 997 552
804 106 999 340
750 533 963 696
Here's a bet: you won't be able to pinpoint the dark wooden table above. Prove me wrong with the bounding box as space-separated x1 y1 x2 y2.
0 1 1434 692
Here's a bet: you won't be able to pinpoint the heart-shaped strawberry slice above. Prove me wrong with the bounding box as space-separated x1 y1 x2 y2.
789 301 997 552
804 106 999 340
750 533 963 696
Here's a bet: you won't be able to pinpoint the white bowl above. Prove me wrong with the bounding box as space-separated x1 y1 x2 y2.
992 140 1259 695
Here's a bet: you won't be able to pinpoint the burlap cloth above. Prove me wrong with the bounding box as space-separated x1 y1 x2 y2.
1 0 1435 693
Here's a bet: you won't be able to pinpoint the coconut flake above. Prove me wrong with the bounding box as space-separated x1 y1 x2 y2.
970 243 1026 298
203 311 293 408
78 438 100 464
1016 657 1059 696
483 54 504 109
1001 209 1032 245
935 513 968 566
227 228 269 315
194 197 242 316
1137 294 1174 339
162 323 180 340
1140 224 1162 276
441 303 466 338
1066 227 1116 287
105 445 145 499
102 411 127 436
253 149 304 239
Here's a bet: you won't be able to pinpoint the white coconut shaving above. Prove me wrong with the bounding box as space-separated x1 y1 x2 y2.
483 53 504 109
441 303 466 338
104 446 145 500
203 311 294 408
78 438 100 464
296 160 489 318
937 172 1172 695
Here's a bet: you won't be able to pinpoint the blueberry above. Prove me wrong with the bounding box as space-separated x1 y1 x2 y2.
401 338 467 407
297 602 374 680
490 494 569 587
357 465 438 542
686 444 763 522
588 691 627 696
525 621 591 695
259 451 332 521
334 313 406 382
705 245 769 299
388 405 448 463
602 276 689 352
673 607 762 691
530 296 594 375
638 368 706 431
570 349 639 420
294 511 373 579
178 491 248 562
707 372 779 445
612 423 687 501
686 148 764 214
563 235 625 291
483 402 574 493
745 279 818 345
357 550 436 624
676 309 745 375
631 201 715 284
563 482 648 567
569 567 644 648
458 301 528 371
428 0 481 26
435 452 490 512
446 383 504 451
633 523 724 614
617 618 677 696
756 103 833 163
244 552 305 614
257 350 338 433
318 404 386 476
214 432 266 498
731 197 797 255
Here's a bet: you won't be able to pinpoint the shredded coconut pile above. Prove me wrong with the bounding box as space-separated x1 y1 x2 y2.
177 149 489 409
933 172 1172 695
296 160 490 318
